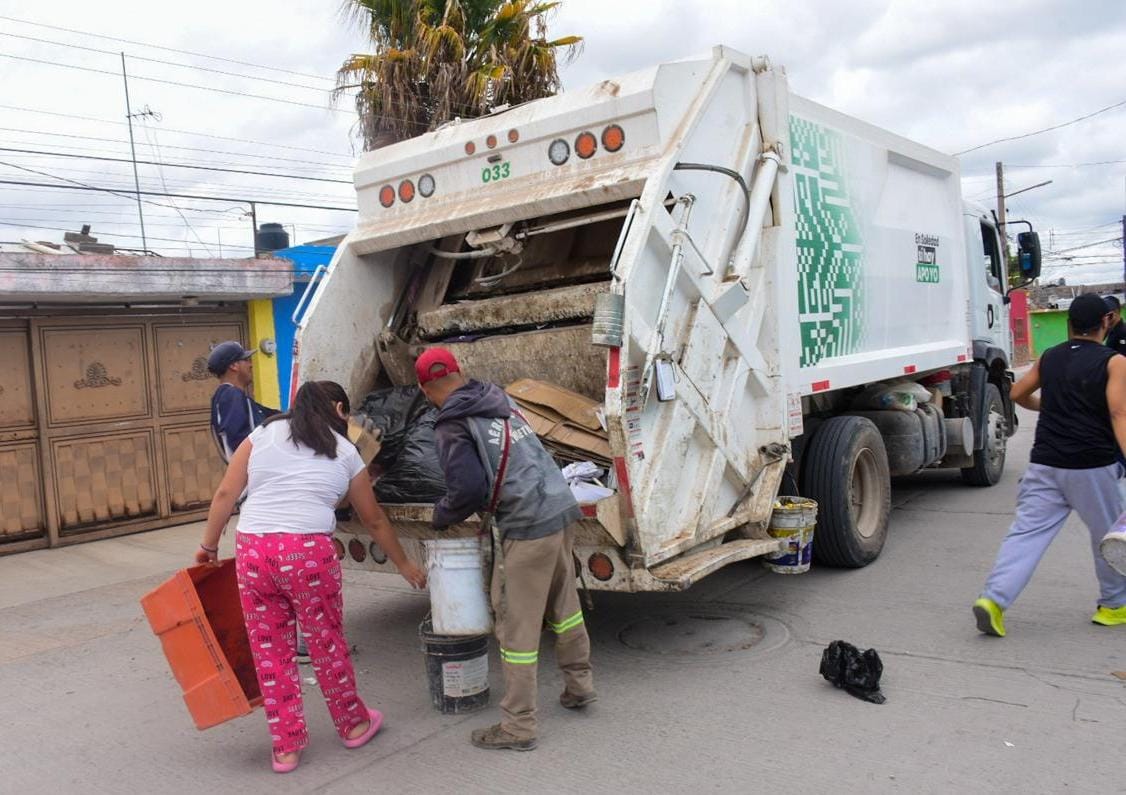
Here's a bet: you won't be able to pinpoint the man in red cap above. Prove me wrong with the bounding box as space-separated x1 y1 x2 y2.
417 348 595 751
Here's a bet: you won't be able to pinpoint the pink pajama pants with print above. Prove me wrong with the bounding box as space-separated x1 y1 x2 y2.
235 532 368 754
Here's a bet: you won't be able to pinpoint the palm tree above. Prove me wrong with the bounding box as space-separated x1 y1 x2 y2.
336 0 581 149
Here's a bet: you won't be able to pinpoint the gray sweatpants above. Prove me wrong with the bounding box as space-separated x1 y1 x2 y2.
983 463 1126 610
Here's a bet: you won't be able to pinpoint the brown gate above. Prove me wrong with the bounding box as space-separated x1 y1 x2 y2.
0 322 46 551
0 312 247 552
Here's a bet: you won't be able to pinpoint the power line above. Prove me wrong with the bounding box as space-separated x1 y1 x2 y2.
0 30 336 92
955 97 1126 155
0 104 356 159
0 13 336 83
0 125 354 169
0 177 359 212
1047 237 1123 255
0 51 356 115
0 146 352 184
0 160 354 201
0 219 254 247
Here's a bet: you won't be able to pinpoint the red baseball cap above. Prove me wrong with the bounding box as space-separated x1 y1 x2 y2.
415 347 461 385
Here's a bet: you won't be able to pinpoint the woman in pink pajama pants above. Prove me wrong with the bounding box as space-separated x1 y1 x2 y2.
196 381 427 773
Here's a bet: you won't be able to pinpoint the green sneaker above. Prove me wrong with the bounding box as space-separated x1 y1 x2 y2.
1091 605 1126 626
973 597 1006 637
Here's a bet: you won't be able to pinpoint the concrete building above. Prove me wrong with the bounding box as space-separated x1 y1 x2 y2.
0 250 292 555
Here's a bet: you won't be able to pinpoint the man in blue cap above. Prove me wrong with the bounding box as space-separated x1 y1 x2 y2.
207 341 277 462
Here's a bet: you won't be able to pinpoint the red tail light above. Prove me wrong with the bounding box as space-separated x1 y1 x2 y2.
378 185 395 208
398 179 415 203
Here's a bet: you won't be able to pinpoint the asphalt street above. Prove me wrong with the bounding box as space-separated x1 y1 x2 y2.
1 407 1122 793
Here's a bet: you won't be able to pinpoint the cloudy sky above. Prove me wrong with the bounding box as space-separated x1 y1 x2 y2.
0 0 1122 283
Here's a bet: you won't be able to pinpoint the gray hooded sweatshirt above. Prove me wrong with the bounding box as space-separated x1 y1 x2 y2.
431 380 581 540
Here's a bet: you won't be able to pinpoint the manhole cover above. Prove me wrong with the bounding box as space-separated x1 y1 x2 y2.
618 612 766 656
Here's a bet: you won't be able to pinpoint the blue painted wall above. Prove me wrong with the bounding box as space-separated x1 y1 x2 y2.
269 245 337 409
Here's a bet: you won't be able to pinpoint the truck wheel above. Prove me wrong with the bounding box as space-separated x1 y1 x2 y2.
803 416 891 568
961 384 1006 487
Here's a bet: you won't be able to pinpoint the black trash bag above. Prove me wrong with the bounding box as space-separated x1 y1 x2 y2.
356 386 430 468
819 640 886 704
373 406 448 504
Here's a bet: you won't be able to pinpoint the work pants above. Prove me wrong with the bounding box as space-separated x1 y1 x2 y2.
983 463 1126 610
492 526 594 740
236 532 369 755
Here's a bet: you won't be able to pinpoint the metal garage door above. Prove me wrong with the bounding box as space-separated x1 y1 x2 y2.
0 311 248 553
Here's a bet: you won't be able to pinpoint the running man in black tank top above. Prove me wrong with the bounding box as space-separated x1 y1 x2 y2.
973 293 1126 636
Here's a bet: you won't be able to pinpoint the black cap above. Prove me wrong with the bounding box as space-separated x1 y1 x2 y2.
1068 293 1111 331
206 341 255 375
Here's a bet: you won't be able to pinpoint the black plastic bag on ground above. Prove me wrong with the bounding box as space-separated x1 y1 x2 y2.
356 386 430 468
819 640 886 704
373 406 448 504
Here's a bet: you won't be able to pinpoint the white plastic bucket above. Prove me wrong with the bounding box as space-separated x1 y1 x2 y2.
764 497 818 574
425 537 493 635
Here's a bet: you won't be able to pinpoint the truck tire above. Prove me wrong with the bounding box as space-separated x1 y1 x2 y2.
803 416 891 568
962 383 1006 487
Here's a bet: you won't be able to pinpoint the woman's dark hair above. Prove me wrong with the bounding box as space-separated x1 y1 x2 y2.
263 380 349 458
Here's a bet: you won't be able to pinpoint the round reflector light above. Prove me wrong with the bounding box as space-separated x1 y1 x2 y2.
398 179 415 203
548 138 570 166
588 552 614 581
575 131 597 159
486 134 498 149
348 538 366 562
418 173 436 198
378 185 395 208
465 141 476 156
369 541 388 564
507 129 520 144
332 538 345 560
602 124 625 152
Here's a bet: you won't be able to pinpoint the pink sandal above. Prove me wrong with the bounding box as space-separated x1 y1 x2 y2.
271 750 301 774
342 708 383 749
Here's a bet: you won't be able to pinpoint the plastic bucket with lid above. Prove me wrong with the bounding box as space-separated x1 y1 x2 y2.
764 497 818 574
424 537 493 635
419 618 490 714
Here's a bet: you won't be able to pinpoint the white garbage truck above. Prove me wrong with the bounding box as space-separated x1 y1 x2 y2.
293 46 1042 591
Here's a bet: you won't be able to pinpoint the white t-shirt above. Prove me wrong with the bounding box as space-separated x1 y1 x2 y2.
237 419 366 535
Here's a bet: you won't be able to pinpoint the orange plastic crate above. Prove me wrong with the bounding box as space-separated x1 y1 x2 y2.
141 559 263 729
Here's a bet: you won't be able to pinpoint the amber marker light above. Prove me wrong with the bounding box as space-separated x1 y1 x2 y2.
398 179 415 203
602 124 625 152
575 131 597 159
378 185 395 208
588 552 614 581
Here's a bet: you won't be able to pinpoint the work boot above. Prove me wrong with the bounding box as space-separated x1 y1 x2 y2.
973 597 1006 637
560 690 598 709
1091 605 1126 626
1100 531 1126 577
470 724 537 751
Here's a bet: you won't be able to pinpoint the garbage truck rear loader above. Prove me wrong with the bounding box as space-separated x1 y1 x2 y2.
294 46 1041 592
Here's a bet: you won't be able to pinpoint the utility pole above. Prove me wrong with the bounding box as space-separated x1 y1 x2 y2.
995 161 1008 259
121 53 147 254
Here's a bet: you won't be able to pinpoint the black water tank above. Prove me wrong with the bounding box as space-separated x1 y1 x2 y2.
255 222 290 253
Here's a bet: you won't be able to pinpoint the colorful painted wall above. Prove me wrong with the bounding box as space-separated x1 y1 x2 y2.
1030 308 1125 358
270 245 336 409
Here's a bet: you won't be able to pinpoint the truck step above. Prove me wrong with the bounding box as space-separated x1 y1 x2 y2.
648 539 786 590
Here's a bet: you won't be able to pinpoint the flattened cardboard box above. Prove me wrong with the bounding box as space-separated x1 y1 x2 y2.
506 379 603 431
512 402 611 461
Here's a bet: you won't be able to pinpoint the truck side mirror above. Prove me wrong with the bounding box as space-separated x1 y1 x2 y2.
1017 231 1041 281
